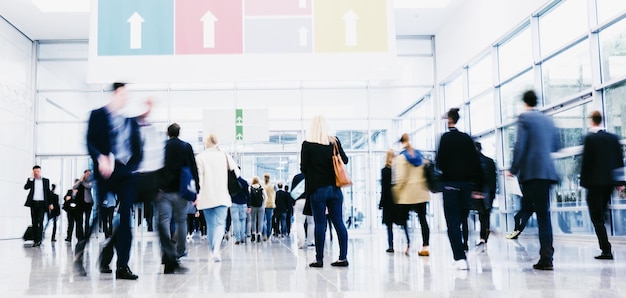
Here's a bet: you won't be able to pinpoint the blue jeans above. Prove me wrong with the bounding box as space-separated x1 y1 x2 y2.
310 186 348 264
521 180 554 264
230 203 247 242
156 192 188 263
276 212 287 235
202 206 228 253
442 181 472 261
263 208 274 237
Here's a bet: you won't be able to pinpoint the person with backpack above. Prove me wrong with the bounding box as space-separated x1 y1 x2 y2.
249 176 267 243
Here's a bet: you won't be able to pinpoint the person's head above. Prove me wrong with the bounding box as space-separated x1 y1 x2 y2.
522 90 538 108
264 173 271 184
83 169 92 180
204 133 218 148
109 82 128 112
589 110 602 127
285 185 289 192
277 182 283 189
447 108 460 127
398 133 415 155
251 176 260 185
167 123 180 138
474 141 482 152
306 114 332 145
32 165 41 179
385 149 395 167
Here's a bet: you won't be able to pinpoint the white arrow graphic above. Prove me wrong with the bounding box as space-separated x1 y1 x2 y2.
298 0 307 9
127 12 144 49
298 26 308 46
342 9 359 46
201 10 218 48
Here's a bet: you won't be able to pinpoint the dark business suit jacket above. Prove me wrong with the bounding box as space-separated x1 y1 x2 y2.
23 178 51 207
86 106 142 182
159 137 200 194
509 110 560 183
580 129 624 187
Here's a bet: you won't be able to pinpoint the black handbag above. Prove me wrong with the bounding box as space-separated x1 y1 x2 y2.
226 154 243 196
424 160 443 193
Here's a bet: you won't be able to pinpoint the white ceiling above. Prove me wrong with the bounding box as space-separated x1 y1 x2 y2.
0 0 465 41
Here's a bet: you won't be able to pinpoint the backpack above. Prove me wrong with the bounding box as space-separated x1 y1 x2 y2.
250 186 264 207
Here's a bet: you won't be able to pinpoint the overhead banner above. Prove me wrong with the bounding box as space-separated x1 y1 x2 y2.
88 0 397 83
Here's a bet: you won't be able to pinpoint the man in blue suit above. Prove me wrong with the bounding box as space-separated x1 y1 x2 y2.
506 90 560 270
580 111 624 260
74 82 143 280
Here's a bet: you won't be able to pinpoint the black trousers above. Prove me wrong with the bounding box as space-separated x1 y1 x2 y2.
30 201 47 243
586 185 613 254
521 180 554 264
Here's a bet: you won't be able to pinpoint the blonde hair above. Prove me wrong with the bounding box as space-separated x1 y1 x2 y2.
251 176 260 185
385 149 395 167
204 133 218 148
306 114 333 145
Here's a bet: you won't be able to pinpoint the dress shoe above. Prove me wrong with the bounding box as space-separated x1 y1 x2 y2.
164 262 189 274
532 262 553 270
32 241 41 247
506 230 521 240
64 238 71 242
51 238 56 242
385 248 394 253
331 260 349 267
309 262 323 268
115 267 139 280
594 252 614 260
100 266 113 274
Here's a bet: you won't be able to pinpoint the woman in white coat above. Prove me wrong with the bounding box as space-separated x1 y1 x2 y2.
195 134 239 262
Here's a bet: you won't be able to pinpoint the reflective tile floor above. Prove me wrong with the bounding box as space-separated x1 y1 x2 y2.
2 229 625 297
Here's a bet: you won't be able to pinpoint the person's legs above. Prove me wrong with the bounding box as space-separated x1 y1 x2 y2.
587 186 613 255
83 203 93 237
203 206 227 260
264 208 274 239
326 187 348 262
516 194 534 232
66 210 75 241
114 174 136 271
386 224 394 250
172 195 188 257
310 187 330 264
238 204 247 241
415 202 430 248
476 202 490 242
523 180 554 266
294 200 307 247
442 182 468 261
31 202 46 244
231 204 242 242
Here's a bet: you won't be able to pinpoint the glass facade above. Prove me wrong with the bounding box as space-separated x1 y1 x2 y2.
438 0 626 237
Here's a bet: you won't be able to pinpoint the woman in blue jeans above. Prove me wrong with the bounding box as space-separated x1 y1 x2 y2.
300 114 349 268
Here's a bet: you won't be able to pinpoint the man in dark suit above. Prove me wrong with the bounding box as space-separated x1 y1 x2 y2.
75 82 143 280
157 123 199 274
473 142 497 246
23 165 54 247
580 111 625 260
506 90 560 270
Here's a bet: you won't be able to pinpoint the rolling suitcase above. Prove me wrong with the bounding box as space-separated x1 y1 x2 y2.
23 226 34 241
